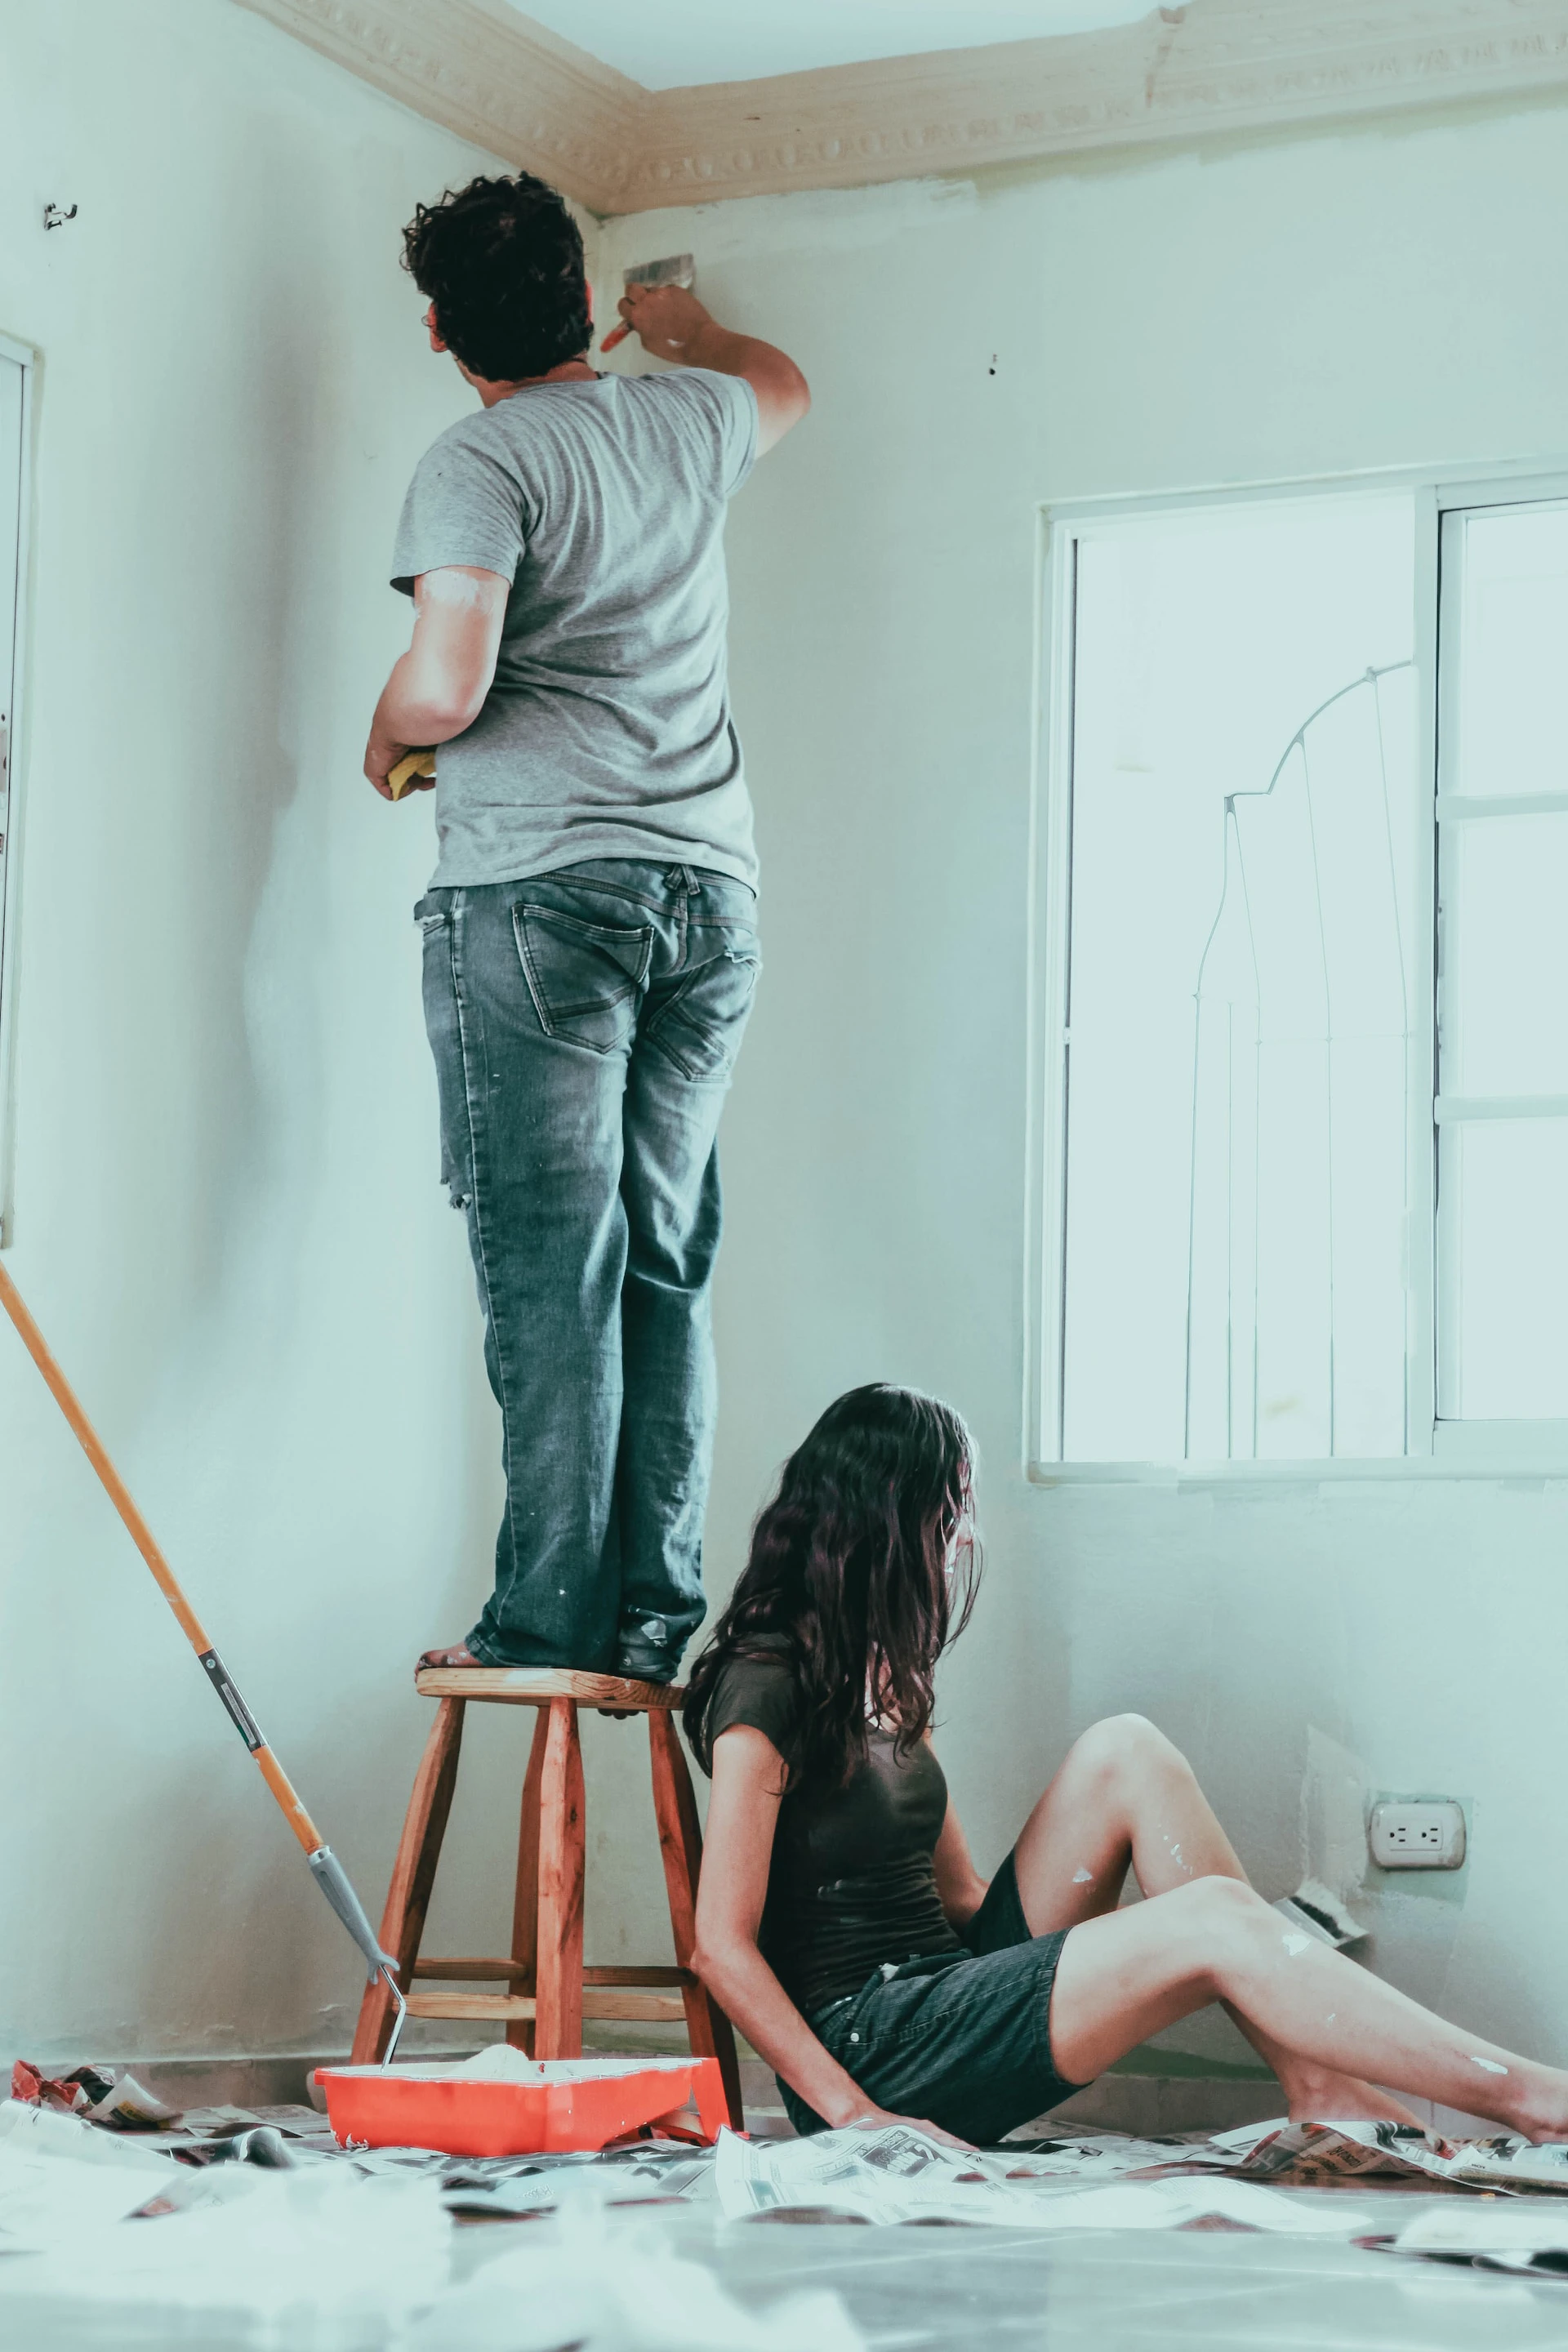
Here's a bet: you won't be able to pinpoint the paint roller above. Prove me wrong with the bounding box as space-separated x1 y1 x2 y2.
0 1261 411 2062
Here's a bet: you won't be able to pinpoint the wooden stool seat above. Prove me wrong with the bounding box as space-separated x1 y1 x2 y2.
414 1666 681 1710
353 1666 744 2130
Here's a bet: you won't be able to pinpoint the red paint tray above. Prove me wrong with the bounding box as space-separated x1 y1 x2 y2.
314 2052 728 2158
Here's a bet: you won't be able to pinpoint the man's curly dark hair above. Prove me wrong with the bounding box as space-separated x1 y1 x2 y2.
401 173 591 384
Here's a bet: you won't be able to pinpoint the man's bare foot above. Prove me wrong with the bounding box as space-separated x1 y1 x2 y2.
1281 2066 1423 2127
416 1642 482 1678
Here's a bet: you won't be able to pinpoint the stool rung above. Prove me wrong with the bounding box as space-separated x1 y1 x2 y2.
412 1958 695 1987
412 1957 527 1982
406 1989 688 2025
406 1992 534 2021
586 1966 693 1988
583 1992 689 2021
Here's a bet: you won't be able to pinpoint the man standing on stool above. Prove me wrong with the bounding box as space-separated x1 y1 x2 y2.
363 175 809 1683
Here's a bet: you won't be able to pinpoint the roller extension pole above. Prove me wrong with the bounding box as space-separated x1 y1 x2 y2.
0 1260 408 2062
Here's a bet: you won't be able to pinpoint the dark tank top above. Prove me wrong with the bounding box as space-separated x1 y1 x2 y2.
705 1646 963 2016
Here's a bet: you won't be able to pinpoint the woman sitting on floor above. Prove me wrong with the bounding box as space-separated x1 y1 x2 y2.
686 1383 1568 2147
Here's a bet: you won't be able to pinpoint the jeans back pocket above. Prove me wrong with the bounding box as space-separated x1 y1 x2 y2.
644 945 760 1080
514 904 653 1054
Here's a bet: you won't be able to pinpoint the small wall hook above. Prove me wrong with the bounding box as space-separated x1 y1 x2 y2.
43 203 78 231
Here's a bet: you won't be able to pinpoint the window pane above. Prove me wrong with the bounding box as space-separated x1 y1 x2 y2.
1437 499 1568 1423
1058 496 1417 1461
1454 507 1568 796
1438 1120 1568 1418
1444 813 1568 1097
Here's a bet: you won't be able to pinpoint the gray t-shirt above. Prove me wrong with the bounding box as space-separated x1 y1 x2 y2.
391 368 760 890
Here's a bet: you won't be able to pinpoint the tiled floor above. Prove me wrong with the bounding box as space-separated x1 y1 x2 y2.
10 2185 1568 2347
24 2056 1566 2348
606 2198 1568 2350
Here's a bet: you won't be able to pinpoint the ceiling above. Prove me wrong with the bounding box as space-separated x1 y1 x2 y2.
506 0 1152 90
238 0 1568 216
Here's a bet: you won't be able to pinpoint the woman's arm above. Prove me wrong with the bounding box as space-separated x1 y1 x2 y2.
929 1749 990 1931
693 1725 966 2142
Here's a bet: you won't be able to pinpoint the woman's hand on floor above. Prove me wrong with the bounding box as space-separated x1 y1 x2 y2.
840 2104 973 2150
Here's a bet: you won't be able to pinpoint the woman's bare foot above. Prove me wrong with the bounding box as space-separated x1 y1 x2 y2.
416 1642 482 1677
1280 2065 1422 2127
1500 2071 1568 2144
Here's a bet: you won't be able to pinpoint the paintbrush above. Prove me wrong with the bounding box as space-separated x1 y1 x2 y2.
387 747 434 800
600 253 695 353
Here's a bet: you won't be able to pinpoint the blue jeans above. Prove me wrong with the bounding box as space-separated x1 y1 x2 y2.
416 862 760 1675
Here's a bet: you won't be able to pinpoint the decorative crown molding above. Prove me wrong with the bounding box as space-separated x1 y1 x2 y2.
232 0 646 212
234 0 1568 216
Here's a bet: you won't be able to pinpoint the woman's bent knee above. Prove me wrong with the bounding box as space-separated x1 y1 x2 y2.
1069 1712 1185 1790
1167 1875 1275 1982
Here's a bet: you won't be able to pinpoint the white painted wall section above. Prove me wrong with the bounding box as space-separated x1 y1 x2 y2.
0 0 625 2066
602 102 1568 2081
3 0 1567 2090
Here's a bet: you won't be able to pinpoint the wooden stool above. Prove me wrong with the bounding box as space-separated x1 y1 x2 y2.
351 1668 744 2129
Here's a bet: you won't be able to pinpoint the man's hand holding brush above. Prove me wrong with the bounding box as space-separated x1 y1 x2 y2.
604 285 811 455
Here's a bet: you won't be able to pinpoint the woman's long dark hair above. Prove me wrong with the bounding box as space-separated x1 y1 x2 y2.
684 1384 981 1788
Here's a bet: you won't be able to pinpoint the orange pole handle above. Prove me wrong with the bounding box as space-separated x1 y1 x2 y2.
0 1259 323 1854
0 1260 211 1649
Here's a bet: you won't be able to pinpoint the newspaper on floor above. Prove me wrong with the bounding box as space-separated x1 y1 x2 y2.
331 2136 716 2216
0 2100 289 2249
407 2203 865 2352
9 2060 178 2130
1272 1878 1368 1952
1387 2197 1568 2278
110 2104 347 2165
369 2117 1568 2214
0 2129 179 2250
1214 2117 1568 2194
998 2132 1236 2182
439 2143 715 2217
0 2166 451 2335
712 2125 1371 2234
716 2123 1039 2225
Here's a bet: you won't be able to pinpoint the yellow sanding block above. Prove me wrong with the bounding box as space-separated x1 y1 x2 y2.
388 749 435 800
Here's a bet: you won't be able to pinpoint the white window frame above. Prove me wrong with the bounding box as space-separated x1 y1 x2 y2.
1025 461 1568 1485
0 328 37 1251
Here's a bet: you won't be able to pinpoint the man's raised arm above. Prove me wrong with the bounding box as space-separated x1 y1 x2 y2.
615 285 810 455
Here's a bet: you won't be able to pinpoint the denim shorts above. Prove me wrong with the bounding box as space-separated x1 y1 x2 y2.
778 1851 1085 2145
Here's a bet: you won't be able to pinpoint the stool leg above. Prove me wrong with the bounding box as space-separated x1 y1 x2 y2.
648 1709 746 2130
506 1710 550 2053
350 1698 465 2064
533 1699 585 2057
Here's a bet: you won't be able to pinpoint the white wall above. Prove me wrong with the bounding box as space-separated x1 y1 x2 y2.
0 0 618 2064
600 101 1568 2087
5 0 1566 2093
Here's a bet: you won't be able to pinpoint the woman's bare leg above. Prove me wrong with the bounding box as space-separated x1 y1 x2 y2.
1045 1875 1568 2140
1009 1714 1246 1926
1009 1715 1415 2123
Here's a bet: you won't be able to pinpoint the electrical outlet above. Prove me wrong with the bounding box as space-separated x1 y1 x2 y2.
1368 1800 1466 1871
